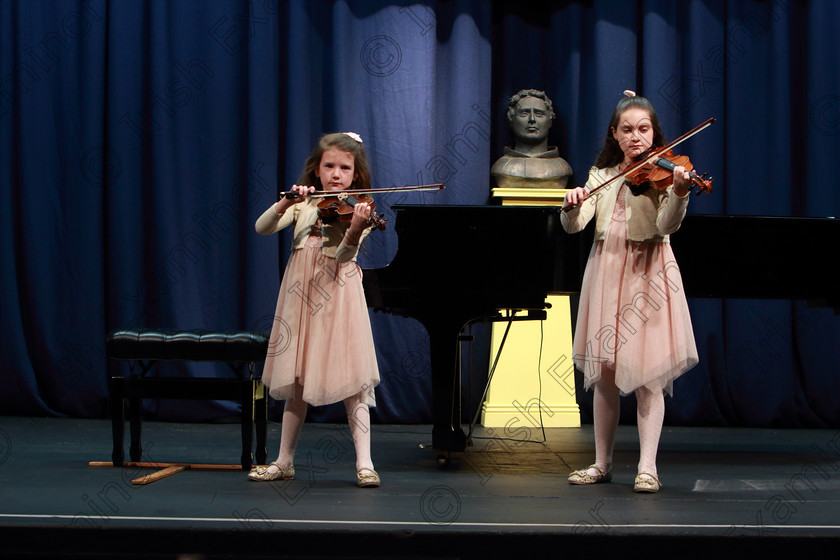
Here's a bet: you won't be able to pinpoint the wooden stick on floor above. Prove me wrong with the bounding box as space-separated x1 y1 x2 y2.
89 461 244 470
131 465 187 485
88 461 246 485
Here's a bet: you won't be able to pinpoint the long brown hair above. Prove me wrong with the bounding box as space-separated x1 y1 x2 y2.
593 95 666 169
297 133 372 190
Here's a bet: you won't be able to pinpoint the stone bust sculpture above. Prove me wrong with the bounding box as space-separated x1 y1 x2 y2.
491 89 573 189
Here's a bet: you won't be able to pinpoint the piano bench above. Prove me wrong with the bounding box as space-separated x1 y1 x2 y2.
106 329 269 470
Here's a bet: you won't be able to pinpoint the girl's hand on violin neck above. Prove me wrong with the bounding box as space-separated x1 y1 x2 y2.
564 187 588 206
349 202 372 231
671 167 691 197
343 202 372 246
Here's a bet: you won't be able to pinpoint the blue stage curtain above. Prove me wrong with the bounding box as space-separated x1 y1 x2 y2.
2 0 838 428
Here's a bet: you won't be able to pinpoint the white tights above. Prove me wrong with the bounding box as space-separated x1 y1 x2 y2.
274 382 374 472
591 368 664 477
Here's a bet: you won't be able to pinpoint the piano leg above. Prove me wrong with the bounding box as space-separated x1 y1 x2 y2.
422 315 470 457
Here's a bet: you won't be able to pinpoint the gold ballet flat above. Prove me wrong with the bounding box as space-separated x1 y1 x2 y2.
633 472 661 493
568 464 612 485
248 462 295 482
356 468 380 488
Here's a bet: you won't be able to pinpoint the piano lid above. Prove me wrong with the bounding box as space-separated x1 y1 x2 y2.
362 204 587 313
672 214 839 308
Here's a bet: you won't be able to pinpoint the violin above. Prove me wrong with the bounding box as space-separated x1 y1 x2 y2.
317 192 387 230
280 183 444 231
562 117 716 212
624 149 713 196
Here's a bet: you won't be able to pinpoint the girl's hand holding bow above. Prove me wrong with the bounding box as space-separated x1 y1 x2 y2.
275 185 315 214
564 187 589 207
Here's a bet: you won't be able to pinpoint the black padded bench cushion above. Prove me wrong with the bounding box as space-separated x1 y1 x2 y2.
106 329 268 363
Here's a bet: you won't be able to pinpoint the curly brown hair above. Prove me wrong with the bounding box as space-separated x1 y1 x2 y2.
506 89 556 122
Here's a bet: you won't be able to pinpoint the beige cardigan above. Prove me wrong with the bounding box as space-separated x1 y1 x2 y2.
255 198 372 263
560 166 689 242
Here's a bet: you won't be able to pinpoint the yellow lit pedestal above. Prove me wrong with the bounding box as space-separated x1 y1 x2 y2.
480 187 581 428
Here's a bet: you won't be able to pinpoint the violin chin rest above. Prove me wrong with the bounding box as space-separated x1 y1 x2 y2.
628 183 651 196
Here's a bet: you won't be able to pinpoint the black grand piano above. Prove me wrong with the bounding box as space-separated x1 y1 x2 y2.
363 205 840 457
362 204 588 456
673 214 840 310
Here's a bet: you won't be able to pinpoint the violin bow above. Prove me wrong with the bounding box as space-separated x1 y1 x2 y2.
284 183 445 199
561 117 716 212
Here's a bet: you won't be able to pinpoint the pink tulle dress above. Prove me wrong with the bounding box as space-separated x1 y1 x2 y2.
261 220 380 406
572 182 698 395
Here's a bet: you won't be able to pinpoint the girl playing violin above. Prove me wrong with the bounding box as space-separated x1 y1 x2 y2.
562 92 699 493
249 132 381 488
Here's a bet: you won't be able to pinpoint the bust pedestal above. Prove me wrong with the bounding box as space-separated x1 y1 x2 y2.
480 187 581 428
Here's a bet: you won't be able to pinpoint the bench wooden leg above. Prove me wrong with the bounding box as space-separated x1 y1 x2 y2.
240 380 254 470
128 391 143 462
254 380 267 465
109 377 126 466
109 372 268 469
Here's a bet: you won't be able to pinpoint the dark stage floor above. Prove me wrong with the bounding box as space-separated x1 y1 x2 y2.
1 416 839 559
